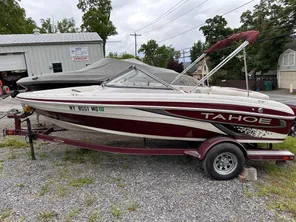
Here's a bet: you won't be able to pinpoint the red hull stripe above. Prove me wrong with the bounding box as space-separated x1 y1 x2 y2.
36 109 283 141
18 97 294 117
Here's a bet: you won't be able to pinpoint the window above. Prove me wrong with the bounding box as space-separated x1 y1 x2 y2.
282 52 295 66
52 63 63 73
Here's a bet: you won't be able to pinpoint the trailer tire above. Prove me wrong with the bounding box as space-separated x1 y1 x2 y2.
202 142 245 180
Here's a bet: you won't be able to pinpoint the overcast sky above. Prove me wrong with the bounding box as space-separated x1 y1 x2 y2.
19 0 260 58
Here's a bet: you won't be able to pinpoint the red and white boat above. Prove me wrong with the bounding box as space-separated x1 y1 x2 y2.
16 30 295 144
12 30 295 180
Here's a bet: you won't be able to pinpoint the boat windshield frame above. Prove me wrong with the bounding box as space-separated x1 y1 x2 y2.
105 66 182 92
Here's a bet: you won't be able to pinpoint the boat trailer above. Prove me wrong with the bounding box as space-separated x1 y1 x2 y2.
2 109 295 180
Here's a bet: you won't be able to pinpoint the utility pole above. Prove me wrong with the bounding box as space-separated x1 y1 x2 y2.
130 33 141 57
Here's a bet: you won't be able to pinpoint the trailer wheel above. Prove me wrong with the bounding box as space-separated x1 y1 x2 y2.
202 143 245 180
2 86 10 95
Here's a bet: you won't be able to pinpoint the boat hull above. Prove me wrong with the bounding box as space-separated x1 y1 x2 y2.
16 87 295 143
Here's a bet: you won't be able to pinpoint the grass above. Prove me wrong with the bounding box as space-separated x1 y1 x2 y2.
115 178 127 188
0 160 3 173
39 181 52 196
88 210 102 222
0 136 28 149
6 149 17 160
243 188 254 198
110 205 123 217
68 177 95 187
65 208 80 222
256 136 296 218
18 216 25 222
16 183 25 188
85 194 96 207
56 184 69 197
127 203 141 212
38 211 58 221
39 152 47 160
0 209 12 220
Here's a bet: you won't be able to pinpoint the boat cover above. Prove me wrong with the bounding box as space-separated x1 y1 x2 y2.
17 58 197 86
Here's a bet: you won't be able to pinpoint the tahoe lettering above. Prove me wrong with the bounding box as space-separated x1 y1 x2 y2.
201 113 272 125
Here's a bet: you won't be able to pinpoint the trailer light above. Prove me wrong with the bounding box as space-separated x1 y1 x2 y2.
6 130 14 135
23 106 32 113
284 157 289 160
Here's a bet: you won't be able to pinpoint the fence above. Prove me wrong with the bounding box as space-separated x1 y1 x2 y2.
215 79 278 91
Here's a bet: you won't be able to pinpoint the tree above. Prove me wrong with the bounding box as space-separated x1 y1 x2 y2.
40 18 56 33
167 61 184 73
57 18 78 33
107 52 140 60
239 0 295 73
40 17 78 33
199 15 242 81
138 40 175 68
77 0 117 56
190 40 205 62
200 15 234 68
0 0 37 34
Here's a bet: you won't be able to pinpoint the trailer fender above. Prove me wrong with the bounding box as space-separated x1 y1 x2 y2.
196 137 247 160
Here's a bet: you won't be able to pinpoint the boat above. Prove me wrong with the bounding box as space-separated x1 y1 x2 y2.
15 30 296 143
16 58 197 91
13 30 296 180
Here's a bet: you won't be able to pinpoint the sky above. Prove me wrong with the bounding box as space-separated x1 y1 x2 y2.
19 0 260 58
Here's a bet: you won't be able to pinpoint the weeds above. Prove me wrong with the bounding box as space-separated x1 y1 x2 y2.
85 194 96 207
56 184 68 197
16 183 25 188
68 177 95 187
65 208 80 222
0 137 28 148
256 136 296 217
127 203 141 212
0 160 3 173
39 181 52 196
88 210 102 222
0 209 12 220
38 211 58 221
110 205 122 217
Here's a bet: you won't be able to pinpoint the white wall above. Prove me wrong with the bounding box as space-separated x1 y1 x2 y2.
0 42 103 76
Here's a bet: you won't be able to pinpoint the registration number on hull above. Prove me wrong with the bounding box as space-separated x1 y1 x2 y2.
69 106 104 112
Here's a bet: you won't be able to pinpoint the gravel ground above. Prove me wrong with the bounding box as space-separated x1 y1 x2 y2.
0 98 290 222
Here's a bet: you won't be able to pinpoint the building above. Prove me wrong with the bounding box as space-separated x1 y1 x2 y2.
183 60 207 80
0 30 103 89
277 41 296 89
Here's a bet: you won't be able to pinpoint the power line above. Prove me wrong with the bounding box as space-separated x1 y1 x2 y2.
134 0 190 33
142 0 209 34
158 0 255 43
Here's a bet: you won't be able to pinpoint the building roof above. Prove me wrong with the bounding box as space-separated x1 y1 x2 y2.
0 32 102 46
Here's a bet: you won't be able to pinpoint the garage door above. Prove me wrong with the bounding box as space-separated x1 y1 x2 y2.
0 53 26 71
279 71 296 89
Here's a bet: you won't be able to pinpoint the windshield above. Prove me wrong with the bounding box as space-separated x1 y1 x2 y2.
106 67 174 90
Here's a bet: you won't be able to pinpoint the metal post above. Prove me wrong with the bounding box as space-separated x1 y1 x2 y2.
190 41 250 93
130 33 141 57
243 48 249 97
26 118 36 160
171 53 206 84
